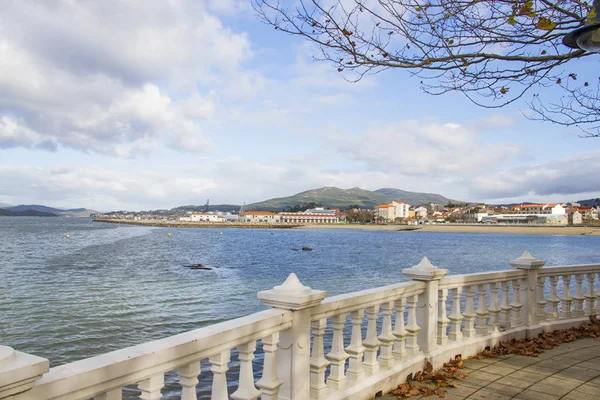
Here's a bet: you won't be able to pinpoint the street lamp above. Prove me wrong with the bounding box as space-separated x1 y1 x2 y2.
563 0 600 52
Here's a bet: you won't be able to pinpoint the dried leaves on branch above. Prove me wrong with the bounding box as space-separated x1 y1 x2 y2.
254 1 600 137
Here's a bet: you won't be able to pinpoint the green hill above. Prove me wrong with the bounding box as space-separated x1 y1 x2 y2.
0 209 57 217
374 188 455 206
245 187 391 211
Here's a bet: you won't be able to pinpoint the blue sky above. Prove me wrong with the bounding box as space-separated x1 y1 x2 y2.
0 0 598 211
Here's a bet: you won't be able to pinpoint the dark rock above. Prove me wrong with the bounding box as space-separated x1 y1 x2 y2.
302 247 313 251
291 248 299 251
185 264 212 270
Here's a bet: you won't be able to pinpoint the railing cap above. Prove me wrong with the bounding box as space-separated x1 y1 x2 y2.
0 346 49 399
509 251 546 270
258 273 327 310
403 257 449 281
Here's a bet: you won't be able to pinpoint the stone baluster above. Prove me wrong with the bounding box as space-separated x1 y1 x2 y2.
405 295 421 355
488 283 501 333
546 276 560 321
509 252 546 327
231 341 261 400
403 257 448 353
584 273 597 315
437 289 450 345
258 273 327 400
536 277 547 322
448 288 463 341
462 286 476 338
499 281 512 328
363 305 381 376
510 279 523 326
326 313 349 390
0 346 49 399
309 319 329 399
257 332 283 400
178 361 200 400
559 275 573 319
596 272 600 315
94 389 122 400
345 309 366 384
209 350 231 400
377 301 395 369
572 274 585 317
139 373 165 400
475 284 489 335
392 298 408 360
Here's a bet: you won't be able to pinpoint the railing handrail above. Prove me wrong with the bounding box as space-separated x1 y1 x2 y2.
439 269 527 290
539 264 600 277
311 281 426 321
16 309 292 400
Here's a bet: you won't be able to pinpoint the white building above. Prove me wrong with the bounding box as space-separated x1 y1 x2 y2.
391 200 410 219
279 208 339 224
414 206 428 218
375 201 412 222
512 204 565 215
239 211 280 223
189 213 227 223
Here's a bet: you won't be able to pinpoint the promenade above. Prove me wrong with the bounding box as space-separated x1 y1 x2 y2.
382 338 600 400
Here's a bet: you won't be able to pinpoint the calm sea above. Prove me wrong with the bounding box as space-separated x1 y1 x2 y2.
1 217 599 396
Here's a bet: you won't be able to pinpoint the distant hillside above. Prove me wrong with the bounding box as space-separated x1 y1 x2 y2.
576 198 600 207
246 187 391 211
0 202 12 208
6 205 95 217
0 209 57 217
374 188 456 206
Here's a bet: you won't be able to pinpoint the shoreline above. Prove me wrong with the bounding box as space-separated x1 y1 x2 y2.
94 219 600 235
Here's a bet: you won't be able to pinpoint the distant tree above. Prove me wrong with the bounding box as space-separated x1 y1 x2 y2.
394 217 405 224
447 214 457 223
255 0 600 137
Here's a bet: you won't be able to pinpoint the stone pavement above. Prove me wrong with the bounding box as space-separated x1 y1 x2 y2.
381 338 600 400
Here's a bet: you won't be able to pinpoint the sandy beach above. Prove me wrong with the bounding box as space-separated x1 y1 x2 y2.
296 223 600 236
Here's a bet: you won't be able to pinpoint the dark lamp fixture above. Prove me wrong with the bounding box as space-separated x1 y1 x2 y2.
563 0 600 52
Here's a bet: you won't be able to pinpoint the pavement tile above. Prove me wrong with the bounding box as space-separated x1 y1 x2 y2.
464 370 503 383
495 375 535 389
459 377 493 389
527 381 575 397
521 364 561 375
574 383 600 395
483 382 524 397
556 365 600 383
464 388 511 400
513 389 562 400
444 384 479 397
587 376 600 386
562 391 599 400
578 358 600 371
493 357 538 368
462 360 493 370
506 369 548 383
478 364 518 376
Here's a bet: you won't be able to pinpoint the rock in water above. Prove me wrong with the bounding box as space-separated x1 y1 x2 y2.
302 247 313 251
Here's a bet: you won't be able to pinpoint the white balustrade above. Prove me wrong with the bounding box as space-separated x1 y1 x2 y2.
178 361 200 400
362 305 381 376
475 284 489 335
345 309 366 384
510 279 523 327
447 288 463 341
5 258 600 400
573 274 585 317
488 283 500 333
210 350 231 400
437 289 450 345
462 286 476 338
585 273 597 315
597 272 600 315
547 276 560 320
326 314 348 390
405 295 420 355
309 319 329 399
392 298 408 360
231 341 261 400
138 373 165 400
377 301 395 369
256 333 282 400
559 275 573 319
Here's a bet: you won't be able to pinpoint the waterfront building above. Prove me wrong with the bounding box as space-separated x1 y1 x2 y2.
279 208 339 224
239 211 280 223
512 203 566 215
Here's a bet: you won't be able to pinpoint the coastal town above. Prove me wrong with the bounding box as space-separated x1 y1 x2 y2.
95 200 600 226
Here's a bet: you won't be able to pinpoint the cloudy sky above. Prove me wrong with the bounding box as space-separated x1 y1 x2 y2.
0 0 598 211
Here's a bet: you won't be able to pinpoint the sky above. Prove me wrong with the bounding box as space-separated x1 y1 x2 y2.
0 0 599 212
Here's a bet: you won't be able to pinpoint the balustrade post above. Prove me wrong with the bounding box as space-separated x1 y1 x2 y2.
448 288 463 341
462 286 476 338
345 309 366 383
378 301 395 369
257 332 283 400
363 305 381 376
475 284 489 335
547 276 560 321
437 289 450 345
209 350 230 400
584 273 597 316
488 283 501 333
403 257 449 353
573 274 585 317
509 251 546 330
536 277 547 322
94 389 122 400
231 341 261 400
138 373 165 400
178 361 200 400
559 275 573 319
0 346 49 399
499 281 512 328
392 298 407 361
309 319 329 399
258 273 327 400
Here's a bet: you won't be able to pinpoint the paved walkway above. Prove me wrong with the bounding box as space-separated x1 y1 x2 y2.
381 338 600 400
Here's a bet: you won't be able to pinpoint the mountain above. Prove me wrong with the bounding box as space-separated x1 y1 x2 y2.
374 188 456 206
0 208 57 217
246 187 393 211
0 202 12 208
576 198 600 207
5 205 96 217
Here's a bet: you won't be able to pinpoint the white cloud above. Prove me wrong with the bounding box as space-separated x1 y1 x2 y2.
0 0 251 156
